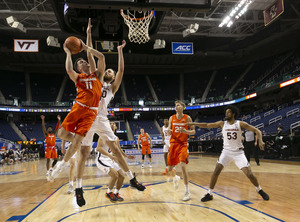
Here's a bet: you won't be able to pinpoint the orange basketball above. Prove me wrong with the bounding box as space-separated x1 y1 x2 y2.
65 36 82 54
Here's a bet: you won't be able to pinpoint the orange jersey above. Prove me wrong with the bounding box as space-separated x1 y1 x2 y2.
170 114 189 144
139 133 150 146
45 133 56 148
75 73 102 107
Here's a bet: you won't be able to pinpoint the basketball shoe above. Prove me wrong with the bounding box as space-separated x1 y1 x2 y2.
75 188 86 207
182 192 191 201
67 185 74 194
258 190 269 200
105 192 118 202
201 193 213 202
49 161 65 181
130 173 146 191
173 175 180 190
114 193 124 201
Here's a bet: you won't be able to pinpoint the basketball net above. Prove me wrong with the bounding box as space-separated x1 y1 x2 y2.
120 9 154 44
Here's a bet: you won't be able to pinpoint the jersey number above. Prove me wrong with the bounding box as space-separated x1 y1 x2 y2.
227 132 237 140
174 126 181 133
85 81 93 89
102 90 107 98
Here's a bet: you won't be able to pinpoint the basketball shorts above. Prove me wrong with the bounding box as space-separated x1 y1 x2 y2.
45 147 57 159
95 154 121 175
61 103 97 137
167 143 189 166
141 145 151 155
163 140 170 153
217 149 249 169
81 115 117 147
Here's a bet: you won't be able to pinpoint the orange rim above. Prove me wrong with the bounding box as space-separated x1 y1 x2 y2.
120 9 154 21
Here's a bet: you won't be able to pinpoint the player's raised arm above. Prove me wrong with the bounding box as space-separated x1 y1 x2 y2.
41 115 47 136
86 18 97 74
112 40 126 94
240 121 265 150
63 43 78 83
186 120 224 129
54 115 61 136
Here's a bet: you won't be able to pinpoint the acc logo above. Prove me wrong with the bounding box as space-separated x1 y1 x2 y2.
175 45 191 51
172 42 193 54
14 39 39 52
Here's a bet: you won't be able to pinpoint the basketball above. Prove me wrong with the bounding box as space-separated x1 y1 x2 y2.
65 36 82 54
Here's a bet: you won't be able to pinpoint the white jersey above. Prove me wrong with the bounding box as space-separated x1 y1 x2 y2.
222 120 244 151
98 143 112 161
162 125 171 143
98 82 114 117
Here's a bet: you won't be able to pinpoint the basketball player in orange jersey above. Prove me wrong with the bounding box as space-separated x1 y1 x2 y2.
186 105 269 202
49 24 104 206
79 18 145 205
137 128 152 168
167 100 195 201
41 115 61 180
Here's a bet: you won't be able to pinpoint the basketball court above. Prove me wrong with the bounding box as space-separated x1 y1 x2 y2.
1 153 300 221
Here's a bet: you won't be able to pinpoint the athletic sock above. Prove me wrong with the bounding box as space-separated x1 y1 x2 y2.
255 185 262 192
107 188 113 193
185 184 189 193
208 189 213 195
114 189 119 194
76 178 82 188
126 170 134 180
69 181 73 186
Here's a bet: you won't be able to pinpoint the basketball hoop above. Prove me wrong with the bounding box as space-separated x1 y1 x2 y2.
120 9 154 44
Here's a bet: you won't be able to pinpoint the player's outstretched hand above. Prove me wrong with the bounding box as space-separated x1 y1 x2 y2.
117 40 126 50
40 115 45 120
86 18 92 35
57 115 61 121
63 42 71 54
259 140 265 150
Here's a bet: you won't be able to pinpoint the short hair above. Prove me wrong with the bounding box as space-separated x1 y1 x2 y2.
224 105 239 119
175 100 186 109
74 57 84 73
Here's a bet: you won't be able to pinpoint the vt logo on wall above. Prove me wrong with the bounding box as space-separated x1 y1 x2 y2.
14 39 39 52
172 42 193 55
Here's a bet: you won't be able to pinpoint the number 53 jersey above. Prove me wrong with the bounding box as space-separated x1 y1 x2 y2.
222 120 244 151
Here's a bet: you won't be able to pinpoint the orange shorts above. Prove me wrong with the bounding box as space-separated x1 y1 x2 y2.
141 145 151 155
45 147 57 159
167 143 189 166
61 103 97 137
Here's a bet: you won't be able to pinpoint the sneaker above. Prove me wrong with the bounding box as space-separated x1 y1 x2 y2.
105 192 118 202
173 175 180 190
75 188 86 207
46 172 50 181
67 185 74 194
258 189 269 200
162 168 169 175
114 193 124 201
141 164 144 169
201 193 213 202
182 192 191 201
130 174 146 191
49 161 65 181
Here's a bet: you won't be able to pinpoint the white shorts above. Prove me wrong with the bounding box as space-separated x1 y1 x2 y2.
82 115 117 147
163 140 170 153
95 155 121 175
217 149 249 169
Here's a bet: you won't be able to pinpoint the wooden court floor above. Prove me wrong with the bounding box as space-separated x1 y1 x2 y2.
1 153 300 222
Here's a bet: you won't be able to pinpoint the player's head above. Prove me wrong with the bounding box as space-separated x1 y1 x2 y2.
224 105 239 121
140 128 144 134
175 100 186 112
110 121 117 133
163 118 169 126
47 126 53 133
74 58 90 73
104 69 116 83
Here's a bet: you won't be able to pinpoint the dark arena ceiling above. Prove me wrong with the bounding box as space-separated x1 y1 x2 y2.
0 0 300 74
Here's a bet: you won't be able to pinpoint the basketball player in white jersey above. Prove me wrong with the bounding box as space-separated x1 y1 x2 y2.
161 118 171 174
61 140 76 194
187 105 269 202
96 122 134 202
